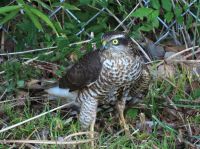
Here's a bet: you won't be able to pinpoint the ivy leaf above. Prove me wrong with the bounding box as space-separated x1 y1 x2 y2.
131 8 153 20
150 0 160 9
174 5 183 24
177 16 184 24
186 15 193 29
149 10 159 21
152 19 159 28
174 5 182 17
139 24 153 32
98 0 108 7
165 11 174 23
161 0 172 11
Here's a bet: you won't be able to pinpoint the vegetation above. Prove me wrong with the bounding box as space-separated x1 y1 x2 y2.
0 0 200 148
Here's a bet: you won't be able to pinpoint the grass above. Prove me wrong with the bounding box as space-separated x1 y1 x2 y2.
0 0 200 148
0 63 199 148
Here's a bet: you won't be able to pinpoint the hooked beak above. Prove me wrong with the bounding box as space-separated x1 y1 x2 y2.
101 40 108 50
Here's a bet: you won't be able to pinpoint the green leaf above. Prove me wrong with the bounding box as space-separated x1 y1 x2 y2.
51 2 60 7
24 5 43 31
33 0 52 11
152 115 177 133
29 7 58 36
56 36 69 49
97 0 108 7
55 66 65 77
165 11 174 23
62 3 80 10
186 15 193 29
0 5 21 14
174 5 183 24
17 80 25 88
16 0 25 5
149 10 159 20
131 8 154 19
161 0 172 11
139 24 153 31
79 0 92 5
150 0 160 9
174 5 182 17
152 19 159 28
126 108 138 119
0 10 19 25
53 21 63 33
177 16 184 24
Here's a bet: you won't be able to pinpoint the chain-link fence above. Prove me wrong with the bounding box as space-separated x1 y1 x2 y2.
0 0 199 57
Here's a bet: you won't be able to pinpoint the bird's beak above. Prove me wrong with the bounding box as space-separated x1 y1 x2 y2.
101 40 108 50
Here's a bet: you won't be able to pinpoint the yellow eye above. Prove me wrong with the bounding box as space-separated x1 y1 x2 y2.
112 39 119 45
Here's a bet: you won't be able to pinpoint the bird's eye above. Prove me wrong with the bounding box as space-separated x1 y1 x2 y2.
112 39 119 45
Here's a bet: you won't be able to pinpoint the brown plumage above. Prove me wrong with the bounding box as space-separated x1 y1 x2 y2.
46 31 150 133
59 50 102 91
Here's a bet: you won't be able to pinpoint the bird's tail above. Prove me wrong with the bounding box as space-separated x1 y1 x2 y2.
45 86 78 101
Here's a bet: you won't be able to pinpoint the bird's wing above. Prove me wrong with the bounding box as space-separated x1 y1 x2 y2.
129 65 151 98
59 50 102 91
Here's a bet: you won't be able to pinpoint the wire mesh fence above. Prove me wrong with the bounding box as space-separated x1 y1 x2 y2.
0 1 200 148
0 0 199 56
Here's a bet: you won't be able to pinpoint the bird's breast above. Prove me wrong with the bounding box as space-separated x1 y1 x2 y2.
102 56 141 83
77 55 142 103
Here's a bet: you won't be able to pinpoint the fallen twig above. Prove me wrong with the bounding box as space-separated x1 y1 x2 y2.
0 102 74 133
0 138 97 145
131 37 152 62
114 3 140 30
156 46 199 67
0 46 57 56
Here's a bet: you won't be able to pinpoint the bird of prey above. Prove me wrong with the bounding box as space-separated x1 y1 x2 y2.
46 31 150 133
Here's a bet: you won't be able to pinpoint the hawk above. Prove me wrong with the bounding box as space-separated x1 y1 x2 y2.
46 31 150 133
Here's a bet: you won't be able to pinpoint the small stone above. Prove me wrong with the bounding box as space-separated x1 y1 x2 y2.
157 64 176 78
144 43 166 60
164 52 176 59
164 52 183 60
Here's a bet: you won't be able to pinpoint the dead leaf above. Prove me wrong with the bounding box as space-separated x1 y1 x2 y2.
157 64 176 78
25 79 43 90
163 41 185 53
14 91 28 107
69 53 78 62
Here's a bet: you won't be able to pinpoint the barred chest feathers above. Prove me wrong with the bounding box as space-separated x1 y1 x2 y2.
77 52 142 103
102 54 142 84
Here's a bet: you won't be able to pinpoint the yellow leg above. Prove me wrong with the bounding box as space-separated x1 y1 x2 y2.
89 117 96 148
116 100 130 136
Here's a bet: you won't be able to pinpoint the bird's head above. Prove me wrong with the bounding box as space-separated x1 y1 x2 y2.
101 31 132 52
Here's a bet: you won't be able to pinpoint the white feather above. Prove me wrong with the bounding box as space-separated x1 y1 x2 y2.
45 86 77 100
